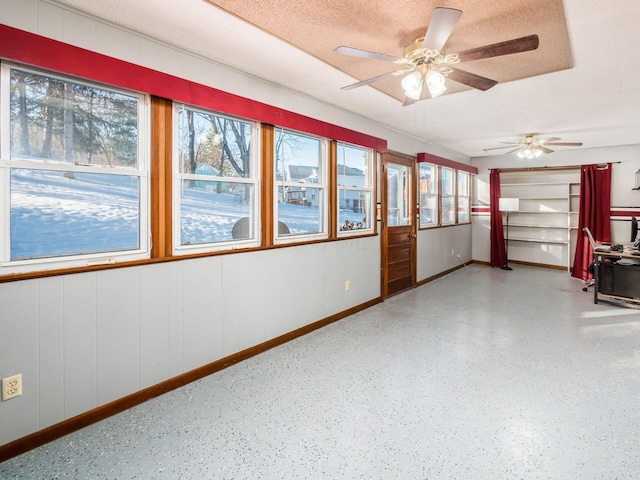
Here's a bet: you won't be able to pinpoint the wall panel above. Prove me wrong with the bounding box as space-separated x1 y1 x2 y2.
38 276 64 429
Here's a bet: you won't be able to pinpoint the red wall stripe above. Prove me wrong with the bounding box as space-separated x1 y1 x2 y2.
0 24 387 152
417 152 478 174
611 210 639 217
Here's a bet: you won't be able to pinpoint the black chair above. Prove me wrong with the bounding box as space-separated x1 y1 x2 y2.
582 227 597 292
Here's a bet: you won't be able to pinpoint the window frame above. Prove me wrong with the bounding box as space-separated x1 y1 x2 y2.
418 161 439 229
171 103 261 255
336 141 374 237
273 127 329 244
440 166 456 226
0 62 150 275
457 170 471 224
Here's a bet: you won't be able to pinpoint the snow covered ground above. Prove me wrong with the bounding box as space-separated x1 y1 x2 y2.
9 170 366 260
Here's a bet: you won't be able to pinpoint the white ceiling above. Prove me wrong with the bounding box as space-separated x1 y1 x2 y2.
54 0 640 159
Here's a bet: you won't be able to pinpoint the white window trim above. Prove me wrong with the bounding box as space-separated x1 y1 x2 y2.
172 103 261 255
418 162 438 229
337 143 374 237
0 62 150 275
274 130 328 244
440 167 456 226
457 171 471 224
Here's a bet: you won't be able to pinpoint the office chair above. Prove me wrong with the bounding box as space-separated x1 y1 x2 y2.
582 227 597 292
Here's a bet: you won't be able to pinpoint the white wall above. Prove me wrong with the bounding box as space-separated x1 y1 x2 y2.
417 224 472 281
0 238 380 444
471 144 640 264
0 0 474 446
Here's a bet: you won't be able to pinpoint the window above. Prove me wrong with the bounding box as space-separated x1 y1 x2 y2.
337 142 373 234
440 167 455 225
174 105 259 253
274 128 327 241
418 162 438 228
387 162 411 226
0 64 149 272
457 170 470 223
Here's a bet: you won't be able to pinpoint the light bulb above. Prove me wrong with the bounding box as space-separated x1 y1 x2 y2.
425 70 447 98
401 72 423 99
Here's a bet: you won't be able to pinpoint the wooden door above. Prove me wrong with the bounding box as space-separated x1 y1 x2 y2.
382 153 416 298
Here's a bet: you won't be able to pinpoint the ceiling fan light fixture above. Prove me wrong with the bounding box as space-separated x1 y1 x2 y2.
401 71 423 99
425 70 447 97
517 146 543 160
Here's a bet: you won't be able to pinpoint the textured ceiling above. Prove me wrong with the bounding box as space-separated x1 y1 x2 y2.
207 0 572 102
49 0 640 158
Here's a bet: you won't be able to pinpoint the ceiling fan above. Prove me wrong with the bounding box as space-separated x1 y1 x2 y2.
334 7 539 106
483 134 583 158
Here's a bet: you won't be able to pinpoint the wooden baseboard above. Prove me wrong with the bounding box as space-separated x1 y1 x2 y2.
416 261 470 287
0 297 381 463
471 259 568 271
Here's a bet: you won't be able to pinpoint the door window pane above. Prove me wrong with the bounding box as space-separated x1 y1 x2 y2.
387 163 411 226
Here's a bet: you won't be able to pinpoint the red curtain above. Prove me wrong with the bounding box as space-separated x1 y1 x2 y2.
490 169 507 267
571 163 612 280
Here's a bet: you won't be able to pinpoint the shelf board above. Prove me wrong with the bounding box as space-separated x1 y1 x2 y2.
519 196 568 200
501 182 570 186
508 224 569 229
507 237 569 245
510 210 570 214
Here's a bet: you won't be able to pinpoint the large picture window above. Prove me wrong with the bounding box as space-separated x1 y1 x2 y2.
274 128 327 241
0 64 149 272
419 162 438 228
174 105 259 252
337 142 373 234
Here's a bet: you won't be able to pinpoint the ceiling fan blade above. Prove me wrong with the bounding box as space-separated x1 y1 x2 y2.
543 142 583 147
539 146 555 154
504 148 521 155
402 96 419 107
341 70 408 90
334 46 408 63
483 145 520 152
422 7 463 51
539 136 561 143
456 34 539 63
446 67 498 91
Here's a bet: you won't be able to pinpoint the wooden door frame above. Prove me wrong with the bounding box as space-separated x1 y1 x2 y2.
381 151 417 298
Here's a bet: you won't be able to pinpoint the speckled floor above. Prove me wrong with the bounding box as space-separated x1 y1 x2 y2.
2 265 640 479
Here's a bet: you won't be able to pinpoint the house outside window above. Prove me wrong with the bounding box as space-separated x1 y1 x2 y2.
174 105 259 253
274 128 327 241
337 142 373 235
0 63 149 273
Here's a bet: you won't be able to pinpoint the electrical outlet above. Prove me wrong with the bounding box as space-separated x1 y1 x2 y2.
345 280 350 291
2 374 22 401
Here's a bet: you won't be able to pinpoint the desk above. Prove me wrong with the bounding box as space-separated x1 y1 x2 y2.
593 248 640 307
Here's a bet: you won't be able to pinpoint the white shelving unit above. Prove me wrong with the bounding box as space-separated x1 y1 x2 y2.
501 171 581 271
